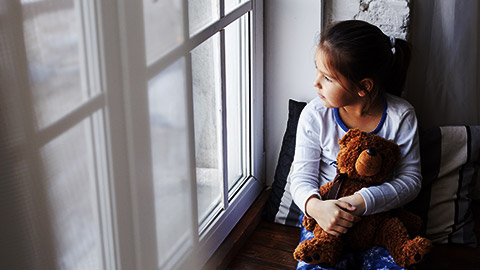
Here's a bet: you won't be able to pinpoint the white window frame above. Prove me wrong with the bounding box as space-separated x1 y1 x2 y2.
96 0 264 269
8 0 117 269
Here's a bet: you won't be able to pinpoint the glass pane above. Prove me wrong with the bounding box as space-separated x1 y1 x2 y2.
22 0 86 129
40 114 102 270
188 0 219 36
225 0 248 14
191 34 222 224
148 58 194 268
143 0 184 63
225 16 249 191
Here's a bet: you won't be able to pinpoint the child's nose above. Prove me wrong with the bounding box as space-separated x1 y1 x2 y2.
313 75 322 88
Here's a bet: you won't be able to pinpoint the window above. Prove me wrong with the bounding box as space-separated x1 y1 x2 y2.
1 0 263 269
124 0 264 268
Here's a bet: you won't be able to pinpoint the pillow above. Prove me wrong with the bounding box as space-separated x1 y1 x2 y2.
405 126 480 247
263 99 306 227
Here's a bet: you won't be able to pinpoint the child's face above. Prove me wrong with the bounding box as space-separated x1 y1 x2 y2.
313 49 359 108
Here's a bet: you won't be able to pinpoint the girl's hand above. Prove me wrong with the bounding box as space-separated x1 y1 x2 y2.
338 194 366 216
305 196 361 237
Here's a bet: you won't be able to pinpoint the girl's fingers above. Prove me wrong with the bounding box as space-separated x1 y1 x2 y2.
322 213 356 235
335 201 362 222
325 228 342 237
325 223 349 236
335 215 356 228
312 200 362 236
335 200 356 212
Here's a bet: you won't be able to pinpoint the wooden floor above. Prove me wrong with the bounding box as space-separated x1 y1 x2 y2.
228 220 301 269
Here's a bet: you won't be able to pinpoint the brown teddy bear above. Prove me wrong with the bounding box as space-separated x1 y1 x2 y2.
293 128 431 268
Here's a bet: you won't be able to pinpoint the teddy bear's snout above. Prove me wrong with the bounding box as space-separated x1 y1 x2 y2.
355 148 382 176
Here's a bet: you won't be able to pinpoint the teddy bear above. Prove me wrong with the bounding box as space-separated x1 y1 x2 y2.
293 128 431 268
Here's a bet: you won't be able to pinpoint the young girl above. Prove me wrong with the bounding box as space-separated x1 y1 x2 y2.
290 20 421 249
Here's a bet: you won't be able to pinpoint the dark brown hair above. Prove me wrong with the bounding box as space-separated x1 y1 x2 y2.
318 20 411 105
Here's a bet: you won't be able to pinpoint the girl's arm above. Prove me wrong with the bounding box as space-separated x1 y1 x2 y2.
352 109 422 215
289 108 323 215
290 107 360 235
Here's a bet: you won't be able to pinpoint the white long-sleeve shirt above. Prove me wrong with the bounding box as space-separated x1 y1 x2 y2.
289 93 422 216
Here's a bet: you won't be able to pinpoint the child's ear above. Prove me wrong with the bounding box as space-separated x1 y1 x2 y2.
358 78 374 96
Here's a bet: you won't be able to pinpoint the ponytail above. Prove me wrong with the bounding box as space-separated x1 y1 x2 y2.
387 38 412 97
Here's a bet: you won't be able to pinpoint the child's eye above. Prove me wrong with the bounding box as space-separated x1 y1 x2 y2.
324 76 332 83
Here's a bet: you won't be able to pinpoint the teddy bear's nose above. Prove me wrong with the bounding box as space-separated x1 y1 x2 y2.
356 149 382 176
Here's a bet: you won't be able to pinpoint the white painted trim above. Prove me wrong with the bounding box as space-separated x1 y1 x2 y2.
95 0 136 268
181 0 201 263
219 28 230 211
76 0 91 101
90 111 116 270
116 0 158 269
251 0 264 183
226 11 254 199
81 1 117 268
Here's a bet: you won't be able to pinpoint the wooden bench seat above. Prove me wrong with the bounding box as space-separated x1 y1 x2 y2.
217 190 480 270
229 221 300 269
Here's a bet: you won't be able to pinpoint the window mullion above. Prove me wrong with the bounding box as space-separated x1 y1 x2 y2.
181 0 199 250
76 0 92 99
79 0 115 269
88 111 114 270
241 14 249 178
320 0 326 31
36 94 105 148
219 29 229 210
251 0 264 180
220 0 225 17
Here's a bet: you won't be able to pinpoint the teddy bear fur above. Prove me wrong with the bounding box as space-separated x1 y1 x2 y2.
293 129 432 268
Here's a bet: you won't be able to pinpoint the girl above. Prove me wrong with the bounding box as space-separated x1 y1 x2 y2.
290 19 421 249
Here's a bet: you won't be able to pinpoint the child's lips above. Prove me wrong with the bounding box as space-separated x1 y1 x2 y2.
318 92 325 99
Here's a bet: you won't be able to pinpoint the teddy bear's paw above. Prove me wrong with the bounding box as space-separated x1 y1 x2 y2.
302 217 317 231
293 238 341 265
399 236 432 267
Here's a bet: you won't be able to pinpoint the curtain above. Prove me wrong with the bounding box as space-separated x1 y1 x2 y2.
405 0 480 127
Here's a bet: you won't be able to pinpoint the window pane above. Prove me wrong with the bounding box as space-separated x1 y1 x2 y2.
22 0 86 129
191 34 222 224
40 114 103 269
225 15 249 191
225 0 248 14
148 58 194 268
143 0 184 63
188 0 219 36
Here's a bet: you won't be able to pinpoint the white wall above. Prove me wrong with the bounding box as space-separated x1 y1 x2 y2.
264 0 321 186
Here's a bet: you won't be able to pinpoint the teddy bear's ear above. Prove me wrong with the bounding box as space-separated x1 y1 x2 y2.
338 128 363 146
